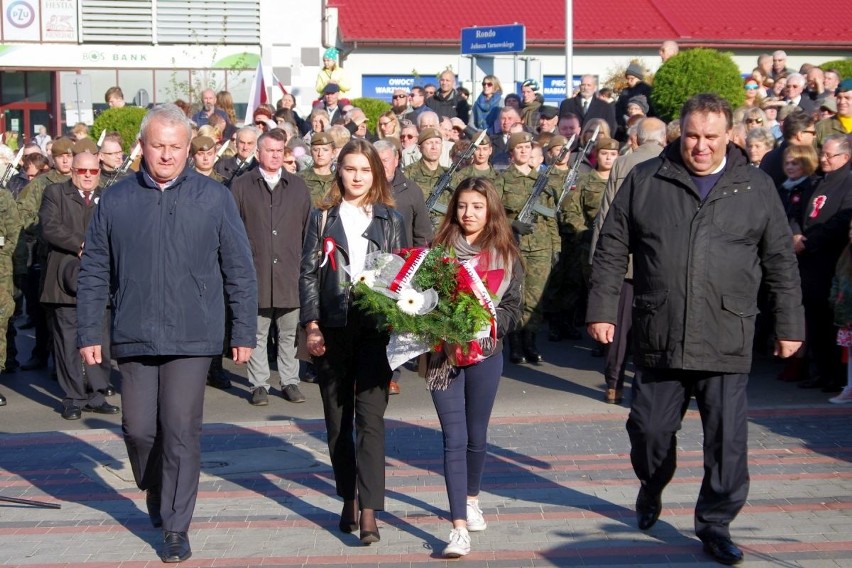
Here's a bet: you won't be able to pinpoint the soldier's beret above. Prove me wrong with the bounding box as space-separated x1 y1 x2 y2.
310 132 334 146
507 132 533 152
191 136 217 154
72 138 99 156
51 137 74 156
595 137 620 152
418 127 442 144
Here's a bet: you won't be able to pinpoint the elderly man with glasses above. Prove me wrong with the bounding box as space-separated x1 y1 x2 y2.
783 73 816 115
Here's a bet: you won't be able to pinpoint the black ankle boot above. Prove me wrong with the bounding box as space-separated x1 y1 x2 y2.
522 331 543 363
508 332 527 364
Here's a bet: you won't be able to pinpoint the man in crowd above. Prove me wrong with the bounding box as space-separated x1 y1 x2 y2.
214 126 259 186
783 73 816 115
559 75 617 135
0 169 21 406
805 67 829 104
39 151 118 420
300 132 337 205
615 63 653 136
391 88 412 122
404 127 447 208
772 50 794 79
491 106 523 167
537 106 559 135
816 78 852 149
588 93 803 566
105 86 126 109
191 89 229 128
231 129 311 406
77 105 257 563
98 133 128 188
321 84 344 124
426 69 469 123
659 40 679 62
759 109 816 192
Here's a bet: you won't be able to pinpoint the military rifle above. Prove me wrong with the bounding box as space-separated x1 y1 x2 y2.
0 147 24 189
555 126 600 211
225 155 255 187
515 135 576 224
424 129 488 215
104 142 141 188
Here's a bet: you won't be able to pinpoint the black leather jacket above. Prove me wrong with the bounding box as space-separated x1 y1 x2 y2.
300 203 407 328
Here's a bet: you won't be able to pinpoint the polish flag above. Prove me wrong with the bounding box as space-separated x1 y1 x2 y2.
244 62 268 125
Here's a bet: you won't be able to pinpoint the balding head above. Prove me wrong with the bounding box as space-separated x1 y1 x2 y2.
659 41 679 62
636 117 667 146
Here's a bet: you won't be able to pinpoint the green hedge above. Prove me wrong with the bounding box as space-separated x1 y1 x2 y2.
350 97 392 136
92 107 148 152
819 59 852 80
650 48 744 122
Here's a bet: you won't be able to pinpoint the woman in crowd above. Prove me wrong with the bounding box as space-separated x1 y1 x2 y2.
745 127 775 167
376 111 401 140
216 90 237 124
743 78 763 108
299 139 406 546
303 108 331 143
473 75 503 133
780 144 818 215
428 177 523 558
315 47 349 95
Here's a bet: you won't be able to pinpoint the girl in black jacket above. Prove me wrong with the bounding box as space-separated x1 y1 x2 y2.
427 177 524 558
299 139 407 545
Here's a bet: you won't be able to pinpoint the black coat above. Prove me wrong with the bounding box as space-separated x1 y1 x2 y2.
214 155 258 187
39 180 100 305
559 95 617 135
300 203 407 328
426 89 470 123
231 168 311 309
588 142 804 373
789 163 852 300
391 169 433 247
758 139 788 192
615 81 653 129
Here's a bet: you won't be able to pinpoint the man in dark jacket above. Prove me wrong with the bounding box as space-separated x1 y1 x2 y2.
214 125 259 186
615 63 653 135
77 104 257 564
559 75 617 135
588 94 804 565
426 70 470 123
789 134 852 392
759 109 816 195
40 152 118 420
231 129 312 406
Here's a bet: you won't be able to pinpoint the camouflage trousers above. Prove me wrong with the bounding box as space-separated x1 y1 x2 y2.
520 252 554 332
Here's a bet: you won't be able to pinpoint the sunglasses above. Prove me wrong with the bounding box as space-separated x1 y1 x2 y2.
392 94 408 99
74 168 100 175
401 134 416 140
745 84 759 90
746 118 763 124
482 81 493 87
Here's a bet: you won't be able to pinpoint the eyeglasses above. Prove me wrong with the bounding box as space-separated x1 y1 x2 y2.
482 82 493 87
254 121 267 126
100 150 122 156
802 130 816 135
821 152 847 160
401 134 416 140
74 168 100 175
746 118 763 124
745 84 759 90
392 94 408 99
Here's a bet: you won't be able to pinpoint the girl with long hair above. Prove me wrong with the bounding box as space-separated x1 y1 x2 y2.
376 111 401 140
299 139 407 545
428 177 524 558
215 90 237 124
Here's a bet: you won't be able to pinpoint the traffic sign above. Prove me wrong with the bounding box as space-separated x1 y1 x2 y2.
460 24 525 55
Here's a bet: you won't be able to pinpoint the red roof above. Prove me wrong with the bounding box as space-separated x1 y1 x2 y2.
328 0 852 50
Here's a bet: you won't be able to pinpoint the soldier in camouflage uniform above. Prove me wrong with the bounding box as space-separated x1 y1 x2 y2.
404 127 449 225
497 132 561 364
300 132 336 205
0 186 22 405
191 136 226 184
452 135 499 188
15 137 76 371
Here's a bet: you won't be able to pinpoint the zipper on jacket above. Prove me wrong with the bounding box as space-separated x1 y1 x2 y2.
157 190 166 352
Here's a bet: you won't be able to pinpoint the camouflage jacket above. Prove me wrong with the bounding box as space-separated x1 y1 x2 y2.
17 169 70 233
563 170 608 243
0 189 21 289
451 164 499 189
498 164 560 254
404 159 448 201
299 168 335 206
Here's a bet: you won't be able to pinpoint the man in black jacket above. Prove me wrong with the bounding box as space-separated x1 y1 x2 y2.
559 75 617 135
588 94 804 565
426 69 469 123
40 152 118 420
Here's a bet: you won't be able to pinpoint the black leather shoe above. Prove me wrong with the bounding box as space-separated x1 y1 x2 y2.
508 332 527 364
160 531 192 563
522 331 543 364
797 378 825 389
21 356 48 371
360 528 380 545
61 405 82 420
0 391 7 406
206 370 232 390
82 401 120 415
146 488 162 528
99 385 116 397
636 486 662 530
701 536 744 565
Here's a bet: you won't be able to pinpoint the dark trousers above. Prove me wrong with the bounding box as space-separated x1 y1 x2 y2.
804 297 843 386
118 355 211 532
28 264 50 361
627 367 750 540
430 354 502 521
49 305 110 407
314 320 391 510
604 280 633 390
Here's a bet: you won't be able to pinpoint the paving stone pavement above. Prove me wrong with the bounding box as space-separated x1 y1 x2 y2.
1 333 851 566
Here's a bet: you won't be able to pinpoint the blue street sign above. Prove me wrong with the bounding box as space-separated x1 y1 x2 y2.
361 75 420 101
460 24 525 55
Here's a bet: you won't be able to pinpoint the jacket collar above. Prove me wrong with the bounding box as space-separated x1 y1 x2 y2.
657 140 752 191
136 162 193 191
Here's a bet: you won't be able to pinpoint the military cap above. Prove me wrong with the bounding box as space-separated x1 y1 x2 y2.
191 136 216 154
838 78 852 94
820 97 837 114
507 131 533 152
418 127 442 144
323 83 340 94
473 131 491 145
51 137 74 156
72 138 98 156
595 137 619 152
547 135 568 149
539 106 559 120
310 132 334 146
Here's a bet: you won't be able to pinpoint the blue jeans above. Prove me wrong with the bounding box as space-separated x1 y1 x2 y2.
430 354 502 521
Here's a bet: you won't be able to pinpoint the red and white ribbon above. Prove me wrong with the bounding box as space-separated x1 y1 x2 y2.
389 248 429 293
319 237 337 270
810 195 827 219
460 260 498 341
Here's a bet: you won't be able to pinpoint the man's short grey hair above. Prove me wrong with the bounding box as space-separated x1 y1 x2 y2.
825 134 851 155
636 117 667 146
786 73 804 87
417 110 439 128
772 50 787 59
373 139 398 157
581 74 598 86
140 104 192 143
236 125 261 140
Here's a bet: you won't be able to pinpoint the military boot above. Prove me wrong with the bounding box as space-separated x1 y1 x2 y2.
522 331 543 364
508 332 527 364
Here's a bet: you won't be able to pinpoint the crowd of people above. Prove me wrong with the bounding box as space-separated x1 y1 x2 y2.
0 42 850 564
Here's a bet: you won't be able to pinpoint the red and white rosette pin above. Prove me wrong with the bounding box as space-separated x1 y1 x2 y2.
320 237 337 270
810 195 827 219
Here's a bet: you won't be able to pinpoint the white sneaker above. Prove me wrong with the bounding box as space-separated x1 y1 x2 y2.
466 499 487 531
829 386 852 404
442 527 470 558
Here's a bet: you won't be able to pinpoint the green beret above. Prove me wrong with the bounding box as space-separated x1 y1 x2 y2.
595 137 620 152
507 132 533 152
548 135 568 149
311 132 334 146
72 138 99 156
191 136 216 154
51 137 74 156
418 127 442 144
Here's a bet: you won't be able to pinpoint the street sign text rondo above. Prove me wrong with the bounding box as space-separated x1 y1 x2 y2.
460 24 526 55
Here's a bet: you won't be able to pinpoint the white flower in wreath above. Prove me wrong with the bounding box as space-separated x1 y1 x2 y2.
397 288 425 315
353 270 376 288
